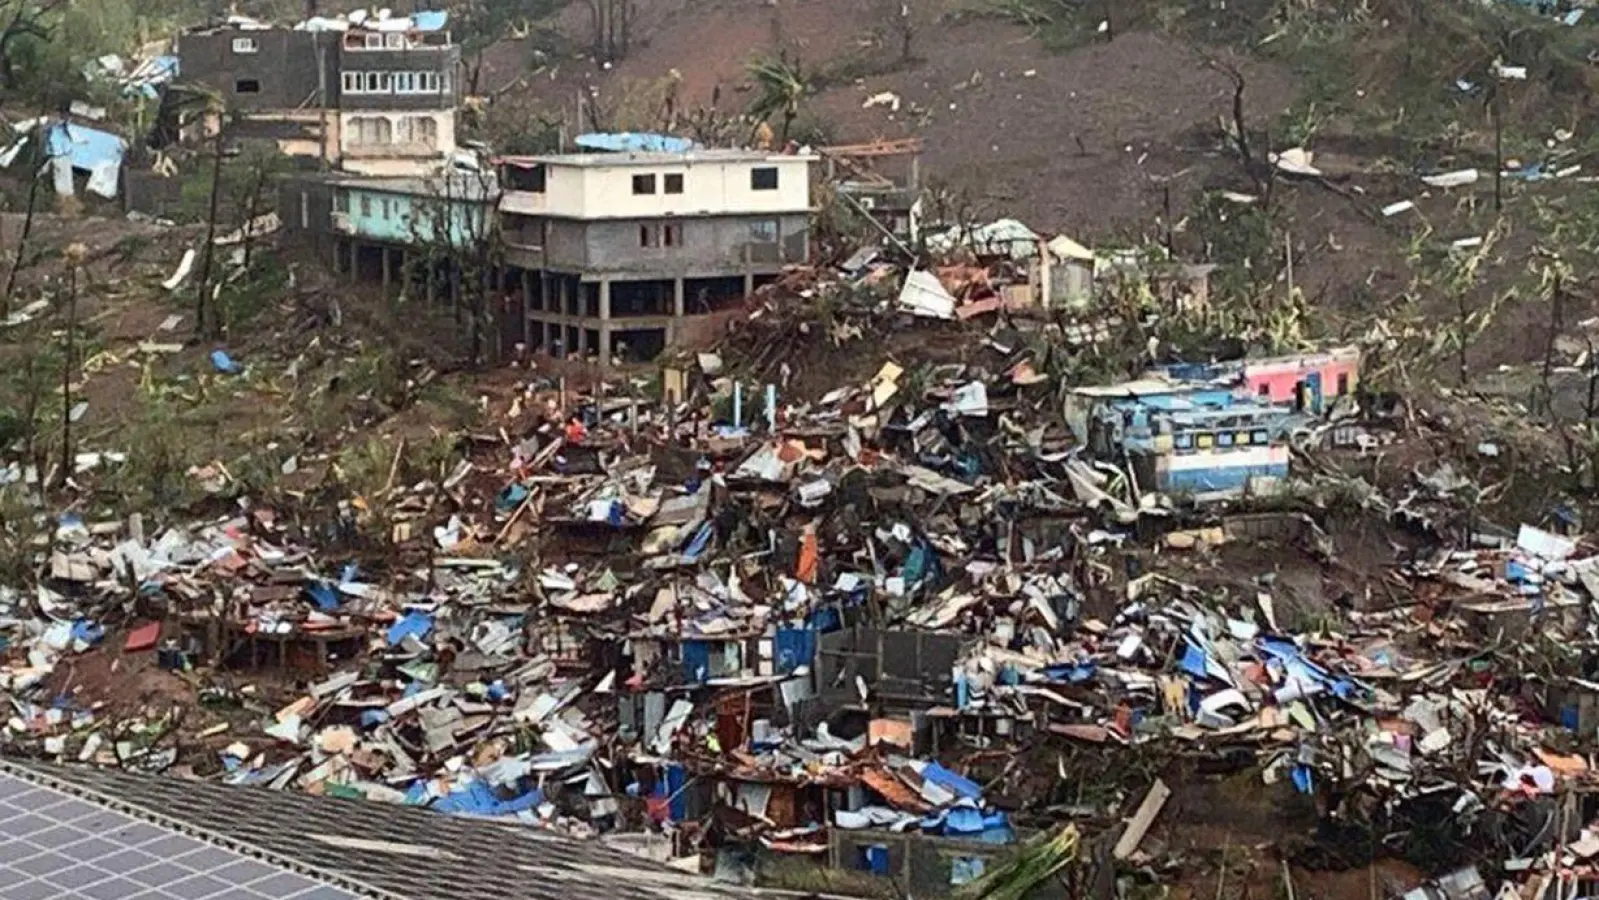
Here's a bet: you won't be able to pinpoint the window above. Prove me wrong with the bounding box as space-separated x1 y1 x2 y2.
393 72 414 93
364 33 384 49
749 219 778 243
377 73 393 93
341 72 360 94
664 173 684 194
750 166 779 190
364 72 381 92
632 174 657 195
385 33 405 49
359 195 373 217
639 224 660 248
1217 431 1234 448
664 223 681 247
1252 430 1269 445
1175 434 1193 450
232 37 259 54
507 163 546 192
410 116 438 148
234 78 260 94
380 198 392 220
1256 383 1270 398
334 190 349 213
1336 372 1350 396
1195 433 1215 449
350 116 393 145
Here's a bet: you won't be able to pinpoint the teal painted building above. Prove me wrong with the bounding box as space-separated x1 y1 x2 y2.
331 172 494 248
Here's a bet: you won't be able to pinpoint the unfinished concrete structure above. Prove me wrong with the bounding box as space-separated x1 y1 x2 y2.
497 149 814 365
176 12 459 174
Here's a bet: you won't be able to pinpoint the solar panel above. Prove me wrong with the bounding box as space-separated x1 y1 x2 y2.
0 770 365 900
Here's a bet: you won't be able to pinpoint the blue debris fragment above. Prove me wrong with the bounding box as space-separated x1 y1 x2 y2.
210 350 241 374
306 581 340 611
387 611 434 646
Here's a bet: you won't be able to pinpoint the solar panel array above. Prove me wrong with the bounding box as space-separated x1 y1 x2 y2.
0 770 362 900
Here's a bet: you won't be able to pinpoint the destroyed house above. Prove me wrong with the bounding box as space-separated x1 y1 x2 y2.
1160 346 1361 412
176 12 458 174
0 758 752 900
1069 380 1296 497
495 148 814 366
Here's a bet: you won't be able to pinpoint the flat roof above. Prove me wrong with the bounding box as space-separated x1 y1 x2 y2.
500 149 814 168
318 172 499 201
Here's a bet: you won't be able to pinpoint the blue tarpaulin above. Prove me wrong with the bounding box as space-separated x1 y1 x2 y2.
922 762 983 801
575 132 695 154
432 779 543 817
411 10 449 31
44 121 125 175
306 581 340 611
387 611 433 646
774 628 816 674
682 640 711 683
663 763 688 821
861 844 891 875
71 620 104 646
951 857 986 886
210 350 241 374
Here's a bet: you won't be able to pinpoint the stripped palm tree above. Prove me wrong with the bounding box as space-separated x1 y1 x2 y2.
746 53 807 146
955 824 1080 900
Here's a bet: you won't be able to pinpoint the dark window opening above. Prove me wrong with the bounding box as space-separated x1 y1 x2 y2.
664 223 680 247
234 78 261 94
507 164 546 192
1257 383 1270 398
750 167 779 190
664 173 684 194
1336 372 1350 396
639 225 659 248
632 174 657 195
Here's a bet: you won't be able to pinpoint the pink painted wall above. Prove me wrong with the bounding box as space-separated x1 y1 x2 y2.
1242 350 1360 404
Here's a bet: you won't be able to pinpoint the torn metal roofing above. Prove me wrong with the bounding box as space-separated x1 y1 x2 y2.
0 759 746 900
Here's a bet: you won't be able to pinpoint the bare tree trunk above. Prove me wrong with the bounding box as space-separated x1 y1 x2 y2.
1457 290 1470 387
1539 274 1565 417
194 125 225 340
57 255 77 488
2 119 46 313
1492 85 1504 213
240 157 270 274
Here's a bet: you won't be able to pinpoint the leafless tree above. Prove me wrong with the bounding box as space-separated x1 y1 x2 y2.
0 0 64 89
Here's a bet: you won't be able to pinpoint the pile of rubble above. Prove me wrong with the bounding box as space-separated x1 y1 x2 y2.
5 233 1599 897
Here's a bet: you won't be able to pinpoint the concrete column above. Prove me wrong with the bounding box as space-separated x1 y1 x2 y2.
425 262 437 305
400 251 412 302
673 277 685 318
743 272 754 299
599 278 612 321
599 324 612 368
348 242 359 282
381 247 392 289
576 326 589 357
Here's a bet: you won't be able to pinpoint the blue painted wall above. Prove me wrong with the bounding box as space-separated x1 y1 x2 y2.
346 187 488 248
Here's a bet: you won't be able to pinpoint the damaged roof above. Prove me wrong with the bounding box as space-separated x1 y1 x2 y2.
0 759 745 900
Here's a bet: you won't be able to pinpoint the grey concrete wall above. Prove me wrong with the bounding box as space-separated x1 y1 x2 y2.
178 30 333 111
579 214 809 276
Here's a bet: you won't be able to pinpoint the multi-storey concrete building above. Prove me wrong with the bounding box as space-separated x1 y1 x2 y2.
496 149 814 364
279 144 815 365
176 12 458 175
